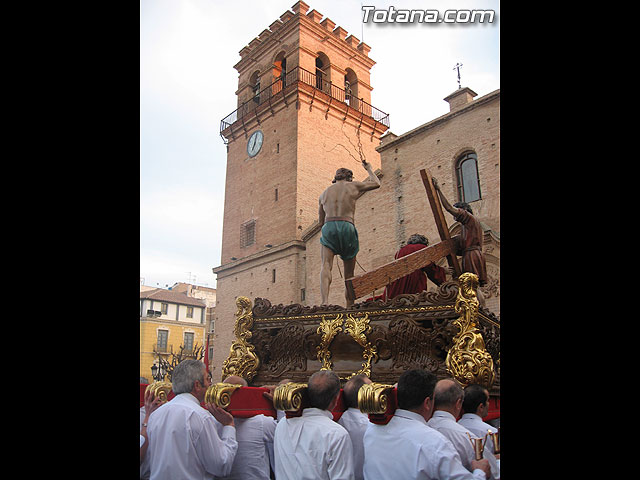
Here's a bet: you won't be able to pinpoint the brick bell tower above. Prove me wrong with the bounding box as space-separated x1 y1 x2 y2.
212 2 389 378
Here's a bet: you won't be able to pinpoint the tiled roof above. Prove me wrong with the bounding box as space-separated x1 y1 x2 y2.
139 288 206 307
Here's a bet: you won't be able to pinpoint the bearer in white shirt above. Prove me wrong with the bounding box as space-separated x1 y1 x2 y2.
274 370 355 480
427 379 499 480
458 384 498 455
213 376 277 480
337 374 372 480
363 369 490 480
141 360 238 480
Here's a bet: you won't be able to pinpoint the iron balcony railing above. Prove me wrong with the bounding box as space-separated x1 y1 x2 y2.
153 344 173 355
220 66 389 143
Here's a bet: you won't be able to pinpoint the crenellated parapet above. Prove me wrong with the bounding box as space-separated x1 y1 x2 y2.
223 2 386 144
234 2 375 76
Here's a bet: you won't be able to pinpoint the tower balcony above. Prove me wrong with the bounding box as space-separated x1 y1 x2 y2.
220 66 389 145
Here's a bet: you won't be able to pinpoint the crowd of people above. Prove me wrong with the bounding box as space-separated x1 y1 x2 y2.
140 360 500 480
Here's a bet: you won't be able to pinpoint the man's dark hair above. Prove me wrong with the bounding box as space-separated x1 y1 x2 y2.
453 202 473 214
407 234 429 246
343 374 369 409
462 384 489 414
332 167 353 183
308 370 341 410
397 369 437 410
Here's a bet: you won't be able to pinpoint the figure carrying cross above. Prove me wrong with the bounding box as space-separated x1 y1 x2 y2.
344 168 487 308
432 175 487 306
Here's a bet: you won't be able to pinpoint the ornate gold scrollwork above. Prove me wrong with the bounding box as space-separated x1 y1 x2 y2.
344 313 378 378
272 382 308 411
357 382 395 414
221 296 260 381
316 314 343 370
445 273 495 388
145 381 172 404
204 382 242 408
316 312 379 379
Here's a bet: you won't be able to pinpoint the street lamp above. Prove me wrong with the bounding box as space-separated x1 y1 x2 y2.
151 362 164 382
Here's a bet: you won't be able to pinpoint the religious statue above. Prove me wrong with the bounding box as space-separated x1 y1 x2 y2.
319 160 381 307
432 177 487 305
385 234 447 300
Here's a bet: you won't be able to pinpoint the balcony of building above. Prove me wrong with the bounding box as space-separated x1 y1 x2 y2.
220 66 389 144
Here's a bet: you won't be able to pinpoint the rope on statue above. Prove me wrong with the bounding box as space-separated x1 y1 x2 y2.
336 259 366 279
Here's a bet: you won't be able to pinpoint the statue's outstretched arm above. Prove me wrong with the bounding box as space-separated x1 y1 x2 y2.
432 177 457 216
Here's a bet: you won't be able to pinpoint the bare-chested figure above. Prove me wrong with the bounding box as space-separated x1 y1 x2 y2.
319 160 381 306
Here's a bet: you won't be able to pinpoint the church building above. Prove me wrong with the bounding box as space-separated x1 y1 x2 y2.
212 2 499 378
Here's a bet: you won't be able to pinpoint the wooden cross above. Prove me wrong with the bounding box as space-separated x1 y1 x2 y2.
419 168 462 278
345 168 462 302
453 63 463 89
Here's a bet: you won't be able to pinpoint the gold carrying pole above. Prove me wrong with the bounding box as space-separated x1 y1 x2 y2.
204 382 242 408
272 382 308 411
145 381 172 404
357 382 394 414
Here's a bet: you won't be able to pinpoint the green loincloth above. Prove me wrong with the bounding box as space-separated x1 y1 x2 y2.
320 221 359 260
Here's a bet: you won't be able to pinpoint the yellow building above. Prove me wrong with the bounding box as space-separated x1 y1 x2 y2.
140 288 207 382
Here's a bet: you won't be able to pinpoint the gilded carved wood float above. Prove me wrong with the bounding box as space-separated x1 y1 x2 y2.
221 273 500 395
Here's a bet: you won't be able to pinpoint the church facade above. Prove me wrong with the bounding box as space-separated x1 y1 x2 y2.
211 2 499 379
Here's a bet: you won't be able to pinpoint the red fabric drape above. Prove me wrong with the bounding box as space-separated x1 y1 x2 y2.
384 244 447 300
283 390 346 421
220 387 277 418
140 384 499 422
140 383 175 408
139 385 349 420
484 396 500 421
204 336 210 375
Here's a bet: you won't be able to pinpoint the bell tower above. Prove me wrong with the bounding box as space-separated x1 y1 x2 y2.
212 2 389 377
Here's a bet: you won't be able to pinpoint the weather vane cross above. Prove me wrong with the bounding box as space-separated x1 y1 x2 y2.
453 62 463 89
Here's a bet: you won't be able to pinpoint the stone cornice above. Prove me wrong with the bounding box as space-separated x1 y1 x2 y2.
377 89 500 153
213 240 306 278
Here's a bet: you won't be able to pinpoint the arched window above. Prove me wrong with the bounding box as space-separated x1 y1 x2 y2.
249 71 261 105
456 151 481 203
344 68 358 108
315 52 330 91
273 51 287 89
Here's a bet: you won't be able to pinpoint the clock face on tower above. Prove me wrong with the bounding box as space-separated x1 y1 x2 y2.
247 129 264 157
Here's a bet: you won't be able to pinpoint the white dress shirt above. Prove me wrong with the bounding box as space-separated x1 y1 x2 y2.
363 408 486 480
338 408 369 480
213 414 276 480
274 407 355 480
428 411 499 479
140 406 146 429
141 393 238 480
458 413 498 454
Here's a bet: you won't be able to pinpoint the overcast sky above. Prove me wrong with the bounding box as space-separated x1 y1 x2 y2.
140 0 499 289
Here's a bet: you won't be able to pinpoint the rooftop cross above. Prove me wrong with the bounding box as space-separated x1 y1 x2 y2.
453 62 463 89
